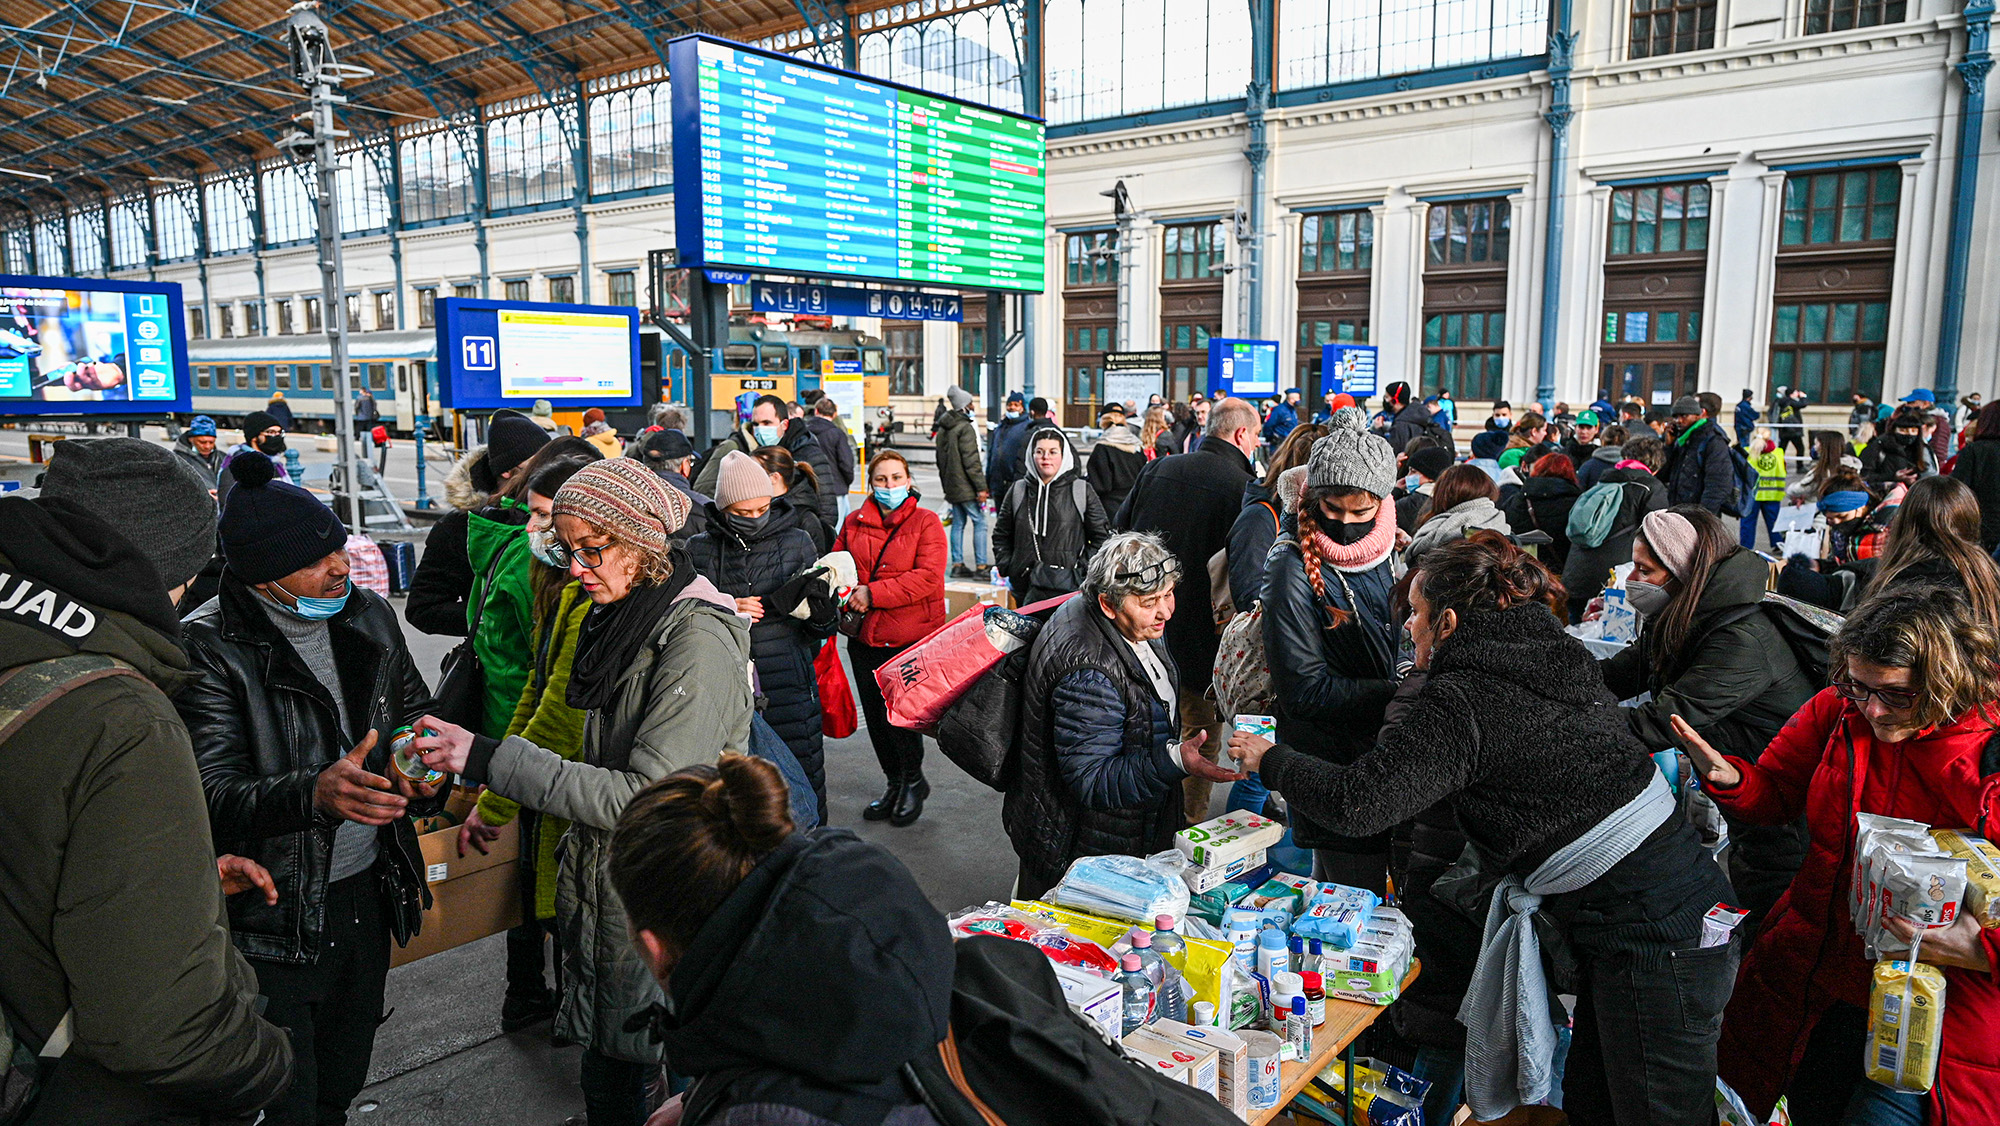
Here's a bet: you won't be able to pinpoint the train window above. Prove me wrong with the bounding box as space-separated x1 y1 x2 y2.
723 344 757 371
368 364 387 390
796 347 822 374
253 366 269 390
861 348 886 373
761 345 789 373
831 347 858 364
397 364 408 392
275 365 290 390
349 364 361 391
196 366 210 389
319 365 334 391
234 366 248 389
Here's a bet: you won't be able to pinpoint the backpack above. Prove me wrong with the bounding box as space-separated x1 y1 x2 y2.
1723 443 1758 519
1566 480 1636 550
1 654 146 1125
1757 591 1841 688
1209 498 1279 630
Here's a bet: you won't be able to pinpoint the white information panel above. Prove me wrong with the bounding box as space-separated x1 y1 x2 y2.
498 309 635 399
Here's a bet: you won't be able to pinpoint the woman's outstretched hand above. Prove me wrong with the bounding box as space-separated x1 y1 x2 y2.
1669 715 1741 789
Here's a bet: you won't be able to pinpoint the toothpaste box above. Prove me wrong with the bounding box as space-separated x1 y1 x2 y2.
1178 812 1285 870
1184 847 1269 895
1051 961 1123 1042
1149 1017 1249 1118
1125 1026 1220 1098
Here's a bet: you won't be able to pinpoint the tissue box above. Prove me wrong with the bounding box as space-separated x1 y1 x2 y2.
1052 962 1123 1042
1124 1027 1219 1097
1177 812 1284 870
1150 1017 1248 1117
1184 848 1268 895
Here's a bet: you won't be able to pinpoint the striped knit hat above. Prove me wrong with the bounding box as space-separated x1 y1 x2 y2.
552 457 692 552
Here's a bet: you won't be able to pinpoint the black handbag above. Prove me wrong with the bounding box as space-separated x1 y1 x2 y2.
432 544 509 731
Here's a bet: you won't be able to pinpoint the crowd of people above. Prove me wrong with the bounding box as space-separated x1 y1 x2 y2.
4 372 2000 1126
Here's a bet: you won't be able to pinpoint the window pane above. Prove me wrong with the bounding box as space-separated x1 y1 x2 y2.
1830 303 1859 342
1829 350 1856 401
1862 302 1889 341
1799 350 1825 398
1802 304 1829 342
1424 315 1442 347
1443 314 1462 347
1657 311 1680 342
1772 350 1795 385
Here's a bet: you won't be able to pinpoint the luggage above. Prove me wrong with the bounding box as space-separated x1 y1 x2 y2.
381 539 417 594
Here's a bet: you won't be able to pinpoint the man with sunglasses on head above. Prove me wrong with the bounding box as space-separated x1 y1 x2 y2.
178 452 447 1126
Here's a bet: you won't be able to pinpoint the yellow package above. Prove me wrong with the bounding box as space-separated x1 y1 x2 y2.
1931 829 2000 928
1012 900 1235 1014
1867 959 1945 1092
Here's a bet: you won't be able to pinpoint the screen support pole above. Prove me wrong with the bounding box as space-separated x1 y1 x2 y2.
984 291 1004 420
689 271 729 452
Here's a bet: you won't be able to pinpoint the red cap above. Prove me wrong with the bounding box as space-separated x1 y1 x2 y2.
1302 971 1323 990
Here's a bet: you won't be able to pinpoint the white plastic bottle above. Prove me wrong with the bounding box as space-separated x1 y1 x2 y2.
1255 928 1290 982
1115 953 1154 1035
1286 996 1313 1060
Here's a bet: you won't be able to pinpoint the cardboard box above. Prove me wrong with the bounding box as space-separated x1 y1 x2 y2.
390 813 524 968
1051 962 1123 1043
1125 1027 1219 1097
1184 848 1269 895
1176 812 1284 871
1149 1017 1249 1118
943 579 1014 618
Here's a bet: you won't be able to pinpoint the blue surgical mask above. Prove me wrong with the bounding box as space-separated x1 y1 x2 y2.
1404 473 1422 491
271 581 348 621
752 424 781 447
1494 416 1512 429
527 528 561 567
873 485 910 511
1005 409 1023 420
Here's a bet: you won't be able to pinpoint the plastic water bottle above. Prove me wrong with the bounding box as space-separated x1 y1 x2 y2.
1151 914 1187 972
1129 928 1167 984
1116 953 1153 1035
1286 996 1314 1060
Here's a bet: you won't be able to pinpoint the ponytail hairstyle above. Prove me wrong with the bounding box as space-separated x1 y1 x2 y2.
1868 475 2000 632
1413 529 1567 623
752 444 819 496
608 755 796 961
1419 464 1499 528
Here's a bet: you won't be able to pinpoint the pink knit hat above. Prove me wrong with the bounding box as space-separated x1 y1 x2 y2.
553 457 692 552
713 450 775 509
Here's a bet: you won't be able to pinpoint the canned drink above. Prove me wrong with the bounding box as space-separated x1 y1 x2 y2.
388 724 445 786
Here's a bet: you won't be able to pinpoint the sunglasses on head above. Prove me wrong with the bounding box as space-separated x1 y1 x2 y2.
1831 676 1919 711
1114 559 1180 589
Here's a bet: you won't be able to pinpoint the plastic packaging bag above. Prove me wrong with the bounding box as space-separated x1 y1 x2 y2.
1931 829 2000 928
1014 898 1236 1021
1049 850 1193 928
1867 954 1945 1092
1293 883 1381 947
1873 852 1968 957
946 901 1120 975
876 600 1061 732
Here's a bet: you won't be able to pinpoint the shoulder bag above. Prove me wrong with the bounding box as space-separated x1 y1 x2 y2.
433 543 509 730
840 514 915 637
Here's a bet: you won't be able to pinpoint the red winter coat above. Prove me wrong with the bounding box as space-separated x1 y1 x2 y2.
1709 688 2000 1122
834 494 946 649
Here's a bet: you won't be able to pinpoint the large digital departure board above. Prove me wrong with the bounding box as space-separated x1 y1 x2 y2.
669 35 1046 293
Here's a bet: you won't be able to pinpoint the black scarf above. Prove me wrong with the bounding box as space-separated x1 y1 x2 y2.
567 547 698 712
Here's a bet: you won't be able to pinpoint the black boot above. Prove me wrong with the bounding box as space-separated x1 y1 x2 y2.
864 776 904 821
891 773 929 827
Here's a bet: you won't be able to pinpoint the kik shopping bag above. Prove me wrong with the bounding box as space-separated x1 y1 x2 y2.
876 593 1074 732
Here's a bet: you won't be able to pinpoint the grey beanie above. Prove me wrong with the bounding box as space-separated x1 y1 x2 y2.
946 385 975 411
41 437 217 589
1307 406 1397 499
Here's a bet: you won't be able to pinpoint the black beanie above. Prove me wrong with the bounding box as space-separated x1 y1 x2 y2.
488 410 551 481
218 454 348 584
1408 446 1456 481
242 410 281 437
641 428 694 465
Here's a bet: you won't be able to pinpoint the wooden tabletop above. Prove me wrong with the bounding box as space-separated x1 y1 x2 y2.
1247 961 1422 1126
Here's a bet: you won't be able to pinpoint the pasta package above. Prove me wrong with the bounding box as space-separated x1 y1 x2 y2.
1931 829 2000 929
1867 959 1946 1093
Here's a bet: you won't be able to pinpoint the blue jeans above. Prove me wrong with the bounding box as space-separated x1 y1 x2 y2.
1740 499 1780 548
1227 772 1270 816
949 500 988 567
1842 1079 1926 1125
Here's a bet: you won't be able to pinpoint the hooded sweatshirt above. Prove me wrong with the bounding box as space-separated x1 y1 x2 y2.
994 428 1112 604
1085 422 1147 515
656 830 955 1126
0 497 293 1117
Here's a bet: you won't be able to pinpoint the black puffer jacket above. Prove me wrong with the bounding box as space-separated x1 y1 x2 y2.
1560 466 1666 621
779 421 843 528
1504 474 1581 571
686 497 837 812
1084 425 1147 515
1115 436 1255 691
1665 418 1736 512
1226 479 1286 609
655 830 954 1126
781 478 835 556
178 573 444 965
1387 400 1452 454
1950 437 2000 551
1003 595 1186 890
1261 517 1398 849
1863 429 1929 485
994 429 1111 605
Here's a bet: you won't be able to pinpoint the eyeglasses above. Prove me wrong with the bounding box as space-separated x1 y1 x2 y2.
1832 677 1920 711
546 539 609 570
1114 558 1181 590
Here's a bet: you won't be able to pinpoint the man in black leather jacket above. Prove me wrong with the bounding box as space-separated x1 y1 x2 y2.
179 453 445 1126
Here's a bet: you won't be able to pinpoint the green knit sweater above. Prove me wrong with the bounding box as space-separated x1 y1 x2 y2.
475 581 589 921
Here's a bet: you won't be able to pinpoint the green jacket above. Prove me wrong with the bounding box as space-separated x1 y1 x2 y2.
467 497 536 738
476 581 590 921
1751 448 1787 503
475 575 754 1061
0 534 291 1117
934 410 988 504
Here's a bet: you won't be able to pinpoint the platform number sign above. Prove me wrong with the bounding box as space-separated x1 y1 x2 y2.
462 335 497 372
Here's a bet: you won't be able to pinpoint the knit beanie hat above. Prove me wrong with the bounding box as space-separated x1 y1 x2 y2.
1671 396 1702 417
241 410 280 437
583 408 606 426
1307 407 1397 499
1470 430 1508 460
1408 446 1455 481
488 409 552 480
187 415 218 437
1640 510 1700 580
947 385 974 411
41 438 217 589
553 457 692 553
218 454 347 585
713 451 775 509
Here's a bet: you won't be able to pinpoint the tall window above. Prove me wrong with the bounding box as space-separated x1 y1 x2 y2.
217 306 235 338
1280 0 1548 91
1064 230 1117 425
1162 222 1225 280
1421 198 1510 398
345 293 363 331
275 299 293 335
548 276 575 304
337 147 392 233
242 302 263 337
454 283 478 299
504 278 530 302
260 166 315 244
108 197 148 269
69 210 105 275
1804 0 1906 35
417 287 437 328
607 271 637 307
303 296 322 332
855 5 1027 113
1629 0 1716 59
399 129 476 223
189 307 207 340
156 193 199 260
374 292 394 331
487 104 575 211
1066 230 1117 286
958 304 987 396
1609 182 1710 255
1296 209 1373 391
204 177 254 254
1603 182 1710 406
1770 167 1901 404
885 323 925 396
33 214 66 275
589 77 673 195
1043 0 1250 125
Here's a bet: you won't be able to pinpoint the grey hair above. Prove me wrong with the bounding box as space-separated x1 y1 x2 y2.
649 404 688 431
1207 397 1260 438
1084 531 1182 604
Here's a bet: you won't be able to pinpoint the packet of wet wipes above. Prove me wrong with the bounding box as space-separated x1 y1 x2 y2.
1873 852 1967 957
1931 829 2000 928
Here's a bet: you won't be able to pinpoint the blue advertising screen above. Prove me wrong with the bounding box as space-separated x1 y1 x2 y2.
1207 338 1280 398
435 297 641 412
670 35 1046 293
0 275 189 416
1321 344 1379 397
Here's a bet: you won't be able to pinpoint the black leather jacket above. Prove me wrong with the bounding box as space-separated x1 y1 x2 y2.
178 573 444 965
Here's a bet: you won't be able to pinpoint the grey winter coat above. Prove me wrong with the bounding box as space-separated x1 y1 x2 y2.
1402 497 1511 569
468 577 755 1062
171 434 226 490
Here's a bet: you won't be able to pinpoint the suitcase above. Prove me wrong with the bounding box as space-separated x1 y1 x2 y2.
382 540 417 594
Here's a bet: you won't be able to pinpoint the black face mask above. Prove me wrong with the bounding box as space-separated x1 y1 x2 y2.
724 511 768 539
256 434 286 455
1322 515 1375 545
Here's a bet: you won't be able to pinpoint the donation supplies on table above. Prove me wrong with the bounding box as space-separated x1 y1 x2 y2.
1848 813 2000 1093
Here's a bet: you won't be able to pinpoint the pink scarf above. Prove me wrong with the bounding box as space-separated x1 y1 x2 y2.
1300 495 1396 573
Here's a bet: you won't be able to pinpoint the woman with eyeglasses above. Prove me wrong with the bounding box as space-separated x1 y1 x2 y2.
1674 584 2000 1126
410 458 756 1126
1004 532 1245 900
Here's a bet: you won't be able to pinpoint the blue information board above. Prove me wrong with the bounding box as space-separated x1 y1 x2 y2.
1207 338 1280 398
750 281 962 322
669 34 1046 293
0 274 189 416
436 297 642 412
1321 344 1379 397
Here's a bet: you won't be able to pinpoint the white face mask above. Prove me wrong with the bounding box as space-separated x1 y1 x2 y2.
1625 580 1672 618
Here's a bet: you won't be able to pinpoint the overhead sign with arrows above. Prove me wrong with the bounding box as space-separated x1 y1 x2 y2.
751 282 963 322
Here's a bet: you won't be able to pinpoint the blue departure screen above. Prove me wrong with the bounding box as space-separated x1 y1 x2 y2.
670 35 1046 293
